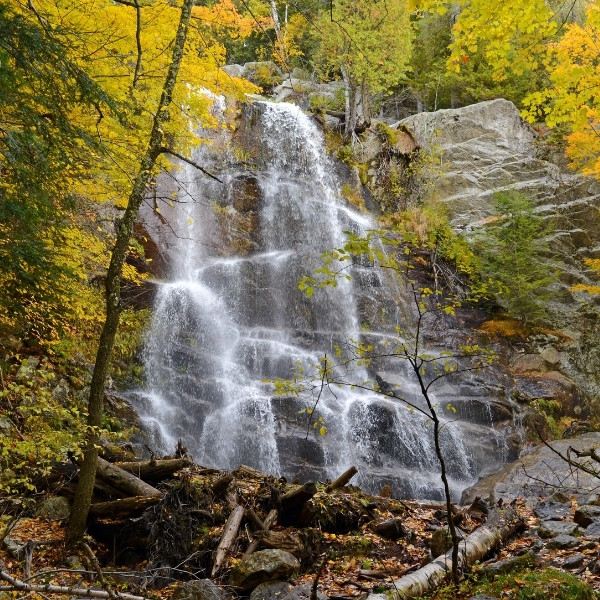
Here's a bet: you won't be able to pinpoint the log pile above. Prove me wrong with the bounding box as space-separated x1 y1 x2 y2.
41 455 521 598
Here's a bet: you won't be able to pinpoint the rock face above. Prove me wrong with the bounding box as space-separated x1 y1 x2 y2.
401 99 600 406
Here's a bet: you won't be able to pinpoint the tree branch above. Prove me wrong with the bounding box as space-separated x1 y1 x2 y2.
158 147 223 183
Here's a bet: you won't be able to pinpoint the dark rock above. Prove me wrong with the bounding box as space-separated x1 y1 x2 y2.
563 554 586 570
249 581 293 600
574 505 600 527
282 583 328 600
546 534 580 549
172 579 231 600
538 521 581 539
534 499 571 520
479 551 537 576
584 521 600 538
229 550 301 591
36 497 71 521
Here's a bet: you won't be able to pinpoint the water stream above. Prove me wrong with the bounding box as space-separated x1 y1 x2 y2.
130 99 508 500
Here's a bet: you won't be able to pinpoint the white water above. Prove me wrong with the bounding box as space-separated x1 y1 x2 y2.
131 99 483 499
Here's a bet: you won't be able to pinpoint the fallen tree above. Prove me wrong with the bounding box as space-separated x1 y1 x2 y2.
365 510 525 599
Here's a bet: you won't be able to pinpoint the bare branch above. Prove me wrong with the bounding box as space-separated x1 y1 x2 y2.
158 147 223 183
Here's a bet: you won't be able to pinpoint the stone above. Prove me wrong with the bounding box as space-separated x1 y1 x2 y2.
534 499 572 520
584 521 600 538
228 550 300 591
36 496 71 521
172 579 231 600
249 581 293 600
574 505 600 527
16 357 39 381
562 554 586 569
0 418 12 435
221 64 245 78
282 583 328 600
546 534 580 549
538 521 581 539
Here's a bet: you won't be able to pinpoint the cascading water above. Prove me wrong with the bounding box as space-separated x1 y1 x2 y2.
130 98 508 500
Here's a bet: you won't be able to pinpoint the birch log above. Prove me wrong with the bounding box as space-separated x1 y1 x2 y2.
366 515 524 599
211 505 245 577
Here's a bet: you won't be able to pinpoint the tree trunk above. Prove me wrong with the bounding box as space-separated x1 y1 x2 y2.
366 514 524 599
245 509 278 556
211 505 245 577
115 458 191 481
94 457 162 498
66 0 195 544
326 466 357 492
88 495 161 518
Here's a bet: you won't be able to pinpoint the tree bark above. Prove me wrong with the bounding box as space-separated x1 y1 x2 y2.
114 458 191 481
280 481 317 512
326 466 357 492
66 0 195 544
95 457 162 498
89 495 161 518
365 514 524 599
245 509 278 556
211 505 245 577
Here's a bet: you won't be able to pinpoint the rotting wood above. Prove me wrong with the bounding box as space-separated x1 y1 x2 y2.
326 466 358 492
211 505 245 577
211 474 234 498
245 508 267 531
365 512 525 599
0 560 148 600
95 457 162 498
245 509 277 556
280 481 317 513
371 518 404 540
253 530 303 557
89 495 162 518
114 458 191 481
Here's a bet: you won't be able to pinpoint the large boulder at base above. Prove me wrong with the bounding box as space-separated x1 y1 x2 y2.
229 550 300 591
36 497 71 521
172 579 231 600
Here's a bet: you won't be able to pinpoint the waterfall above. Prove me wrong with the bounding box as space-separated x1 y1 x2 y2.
130 99 493 500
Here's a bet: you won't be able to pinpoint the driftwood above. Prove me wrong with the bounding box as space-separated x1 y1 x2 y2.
114 458 191 481
245 509 277 556
326 467 358 492
280 481 317 513
0 561 148 600
211 505 245 577
95 457 162 498
89 495 162 518
366 512 525 599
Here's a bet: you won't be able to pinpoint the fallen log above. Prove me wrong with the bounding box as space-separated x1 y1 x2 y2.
211 474 234 498
0 561 148 600
324 109 345 121
366 511 525 599
253 530 304 558
281 481 317 513
211 505 245 577
95 457 161 498
245 509 277 556
371 518 404 540
326 467 358 492
114 458 191 481
89 496 162 519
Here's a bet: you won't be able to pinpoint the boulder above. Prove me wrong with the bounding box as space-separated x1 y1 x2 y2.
537 521 580 539
574 505 600 527
546 534 580 549
249 581 293 600
562 554 586 569
36 497 71 521
228 550 301 591
533 499 571 521
584 521 600 538
282 583 328 600
172 579 231 600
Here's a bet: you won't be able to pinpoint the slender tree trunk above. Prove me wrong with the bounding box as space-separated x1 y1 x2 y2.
269 0 288 66
66 0 195 544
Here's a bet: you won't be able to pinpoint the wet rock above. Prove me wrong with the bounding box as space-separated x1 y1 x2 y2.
249 581 293 600
36 496 71 521
574 505 600 527
546 534 580 549
538 521 580 539
479 551 537 575
229 550 301 591
584 521 600 537
534 499 571 520
282 583 328 600
562 554 586 569
172 579 231 600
